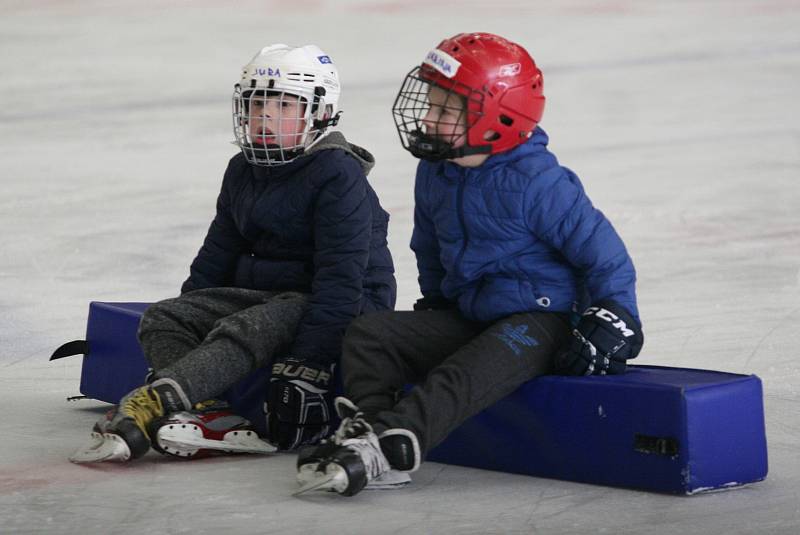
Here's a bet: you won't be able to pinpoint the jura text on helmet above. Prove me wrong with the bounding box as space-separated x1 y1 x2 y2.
255 67 281 77
424 50 461 78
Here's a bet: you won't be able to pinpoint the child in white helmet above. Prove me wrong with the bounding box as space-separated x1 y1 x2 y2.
70 44 396 463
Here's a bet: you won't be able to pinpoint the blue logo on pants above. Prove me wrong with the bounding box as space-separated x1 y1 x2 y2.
493 323 539 356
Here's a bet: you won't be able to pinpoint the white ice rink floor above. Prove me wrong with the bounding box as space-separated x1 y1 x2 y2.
1 1 799 533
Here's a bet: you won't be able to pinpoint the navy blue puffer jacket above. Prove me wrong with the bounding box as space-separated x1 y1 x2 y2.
411 127 639 323
182 132 396 364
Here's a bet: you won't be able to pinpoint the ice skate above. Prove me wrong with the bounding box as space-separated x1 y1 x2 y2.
69 423 132 463
294 397 416 496
70 378 190 463
296 427 411 492
152 400 276 459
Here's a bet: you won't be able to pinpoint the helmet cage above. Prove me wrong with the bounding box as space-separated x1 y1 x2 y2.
232 85 340 166
392 66 489 162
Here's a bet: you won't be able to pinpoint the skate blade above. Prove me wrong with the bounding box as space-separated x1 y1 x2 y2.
365 469 411 490
157 425 277 456
69 432 131 463
293 464 348 496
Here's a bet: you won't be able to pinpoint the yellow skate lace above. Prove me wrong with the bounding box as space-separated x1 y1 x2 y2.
121 386 164 433
193 399 220 411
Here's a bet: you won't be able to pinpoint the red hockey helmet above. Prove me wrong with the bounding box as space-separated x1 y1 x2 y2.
392 32 545 160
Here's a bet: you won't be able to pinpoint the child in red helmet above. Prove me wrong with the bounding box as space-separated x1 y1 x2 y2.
295 33 643 496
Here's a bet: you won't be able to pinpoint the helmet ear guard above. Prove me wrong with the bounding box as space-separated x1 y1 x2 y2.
310 86 342 131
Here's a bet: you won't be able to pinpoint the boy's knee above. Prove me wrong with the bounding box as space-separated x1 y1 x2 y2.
207 312 253 341
345 310 393 341
139 300 178 331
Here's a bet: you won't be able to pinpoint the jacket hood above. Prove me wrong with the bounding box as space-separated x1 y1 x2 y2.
305 131 376 175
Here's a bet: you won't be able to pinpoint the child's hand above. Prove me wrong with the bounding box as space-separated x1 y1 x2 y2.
265 357 334 450
554 301 643 376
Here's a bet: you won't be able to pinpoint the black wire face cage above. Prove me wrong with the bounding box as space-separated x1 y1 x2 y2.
232 87 319 166
391 66 488 161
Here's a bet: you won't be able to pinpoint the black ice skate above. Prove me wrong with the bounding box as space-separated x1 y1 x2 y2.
294 397 419 496
151 399 275 459
69 378 190 463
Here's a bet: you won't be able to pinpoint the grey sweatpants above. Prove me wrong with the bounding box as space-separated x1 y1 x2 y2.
137 287 309 404
342 308 571 457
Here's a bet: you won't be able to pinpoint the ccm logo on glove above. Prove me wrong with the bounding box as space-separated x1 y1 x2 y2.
582 306 635 338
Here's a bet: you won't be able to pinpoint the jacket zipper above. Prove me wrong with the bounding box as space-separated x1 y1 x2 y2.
454 175 469 283
453 174 485 317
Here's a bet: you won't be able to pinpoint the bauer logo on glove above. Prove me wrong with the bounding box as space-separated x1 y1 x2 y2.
271 361 332 388
555 300 643 376
265 357 334 450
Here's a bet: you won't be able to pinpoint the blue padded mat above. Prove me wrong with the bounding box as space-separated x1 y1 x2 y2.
58 301 768 494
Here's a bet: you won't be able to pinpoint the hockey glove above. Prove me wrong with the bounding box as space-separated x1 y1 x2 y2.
265 357 334 451
555 300 643 376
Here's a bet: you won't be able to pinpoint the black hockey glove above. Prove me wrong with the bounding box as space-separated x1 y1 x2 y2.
413 294 455 311
555 300 643 376
265 357 334 451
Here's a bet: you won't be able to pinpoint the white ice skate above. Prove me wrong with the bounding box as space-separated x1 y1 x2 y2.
294 397 413 496
153 409 276 459
70 394 274 463
296 461 410 493
69 430 132 463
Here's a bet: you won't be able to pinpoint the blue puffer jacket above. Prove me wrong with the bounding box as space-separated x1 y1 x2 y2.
411 127 638 323
182 132 396 364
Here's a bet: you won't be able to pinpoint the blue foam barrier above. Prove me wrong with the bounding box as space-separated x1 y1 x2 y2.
52 302 768 493
427 366 768 494
78 302 151 403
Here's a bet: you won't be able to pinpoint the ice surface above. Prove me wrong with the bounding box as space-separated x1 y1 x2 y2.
1 1 799 533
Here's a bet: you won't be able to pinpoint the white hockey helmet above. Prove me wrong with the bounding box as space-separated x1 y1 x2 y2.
232 44 342 166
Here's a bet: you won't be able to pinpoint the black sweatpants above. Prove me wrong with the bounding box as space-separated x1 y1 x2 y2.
342 308 571 457
137 287 309 404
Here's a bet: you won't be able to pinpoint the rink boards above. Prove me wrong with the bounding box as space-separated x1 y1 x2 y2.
51 301 768 495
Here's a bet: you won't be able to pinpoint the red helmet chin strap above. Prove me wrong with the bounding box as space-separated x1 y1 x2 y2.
405 128 492 162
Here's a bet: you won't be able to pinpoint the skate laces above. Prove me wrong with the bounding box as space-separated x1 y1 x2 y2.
192 398 229 411
331 412 389 482
333 411 372 443
194 399 218 411
120 386 164 434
